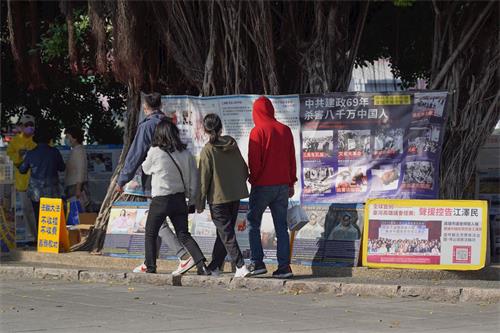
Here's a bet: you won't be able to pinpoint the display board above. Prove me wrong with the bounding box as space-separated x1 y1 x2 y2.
103 201 276 264
0 149 15 252
292 203 364 266
104 91 449 267
58 144 122 205
363 199 488 270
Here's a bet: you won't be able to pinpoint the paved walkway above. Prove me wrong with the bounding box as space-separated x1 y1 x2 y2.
1 278 499 333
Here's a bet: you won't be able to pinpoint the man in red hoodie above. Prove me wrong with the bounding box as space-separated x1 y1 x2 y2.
247 96 297 278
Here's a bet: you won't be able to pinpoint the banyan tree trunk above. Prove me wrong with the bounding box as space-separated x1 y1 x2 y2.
431 0 500 199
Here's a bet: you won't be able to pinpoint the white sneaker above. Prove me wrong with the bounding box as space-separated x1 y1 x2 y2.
172 256 195 276
234 265 251 278
133 263 147 273
210 268 221 277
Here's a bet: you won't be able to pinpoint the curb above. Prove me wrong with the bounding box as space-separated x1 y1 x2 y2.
6 251 500 281
1 265 499 304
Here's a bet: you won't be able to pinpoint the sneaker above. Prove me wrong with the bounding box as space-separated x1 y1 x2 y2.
133 263 147 273
234 265 251 278
197 265 212 276
210 268 222 277
272 266 293 279
248 262 267 276
172 256 195 276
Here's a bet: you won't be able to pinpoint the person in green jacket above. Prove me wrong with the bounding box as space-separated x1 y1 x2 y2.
196 113 251 278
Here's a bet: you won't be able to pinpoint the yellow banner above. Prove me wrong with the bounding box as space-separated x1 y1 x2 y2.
362 199 488 270
37 198 69 253
373 95 411 105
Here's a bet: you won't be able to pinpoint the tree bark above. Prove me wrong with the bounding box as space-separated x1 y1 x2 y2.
59 0 80 75
432 1 500 199
88 0 108 74
7 0 27 84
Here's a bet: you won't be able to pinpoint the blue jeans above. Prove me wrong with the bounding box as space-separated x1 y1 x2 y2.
247 185 290 268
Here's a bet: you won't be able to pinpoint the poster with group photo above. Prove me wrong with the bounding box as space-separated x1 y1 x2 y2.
300 92 448 203
363 199 488 270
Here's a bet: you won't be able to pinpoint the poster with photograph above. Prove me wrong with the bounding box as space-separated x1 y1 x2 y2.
302 130 334 159
102 201 278 264
335 165 369 194
103 202 186 259
303 165 336 196
413 92 447 119
363 199 488 270
292 203 364 267
300 91 448 203
338 130 371 161
373 128 404 158
371 164 401 192
407 125 441 156
402 161 435 191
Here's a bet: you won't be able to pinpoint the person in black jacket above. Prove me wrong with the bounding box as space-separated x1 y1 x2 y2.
115 93 196 276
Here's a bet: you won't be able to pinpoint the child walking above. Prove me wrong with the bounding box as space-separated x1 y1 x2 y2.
196 114 251 278
142 119 210 275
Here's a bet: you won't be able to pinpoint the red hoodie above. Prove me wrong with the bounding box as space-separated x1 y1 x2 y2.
248 96 297 187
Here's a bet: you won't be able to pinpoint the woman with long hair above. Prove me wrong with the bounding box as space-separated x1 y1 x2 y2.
196 113 251 277
142 118 210 274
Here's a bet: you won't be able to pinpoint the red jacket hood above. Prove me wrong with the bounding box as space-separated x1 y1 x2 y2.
252 96 276 126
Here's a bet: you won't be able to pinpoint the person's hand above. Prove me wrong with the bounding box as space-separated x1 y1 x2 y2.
288 186 295 198
115 184 124 193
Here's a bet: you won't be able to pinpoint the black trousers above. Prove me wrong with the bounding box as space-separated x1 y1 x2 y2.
208 200 245 270
145 193 205 273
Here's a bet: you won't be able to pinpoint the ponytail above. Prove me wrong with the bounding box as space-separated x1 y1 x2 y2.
203 113 222 144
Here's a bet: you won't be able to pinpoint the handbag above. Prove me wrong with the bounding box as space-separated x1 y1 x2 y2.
165 150 196 214
287 201 309 231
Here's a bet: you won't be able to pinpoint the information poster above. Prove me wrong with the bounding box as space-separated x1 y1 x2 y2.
363 199 488 270
292 203 364 266
58 145 122 204
300 92 447 203
161 95 302 201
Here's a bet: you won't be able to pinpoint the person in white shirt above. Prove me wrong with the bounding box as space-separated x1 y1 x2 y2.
141 118 210 275
64 127 91 212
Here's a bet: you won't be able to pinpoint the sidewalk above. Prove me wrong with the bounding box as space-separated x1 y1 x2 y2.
2 250 500 304
5 249 500 280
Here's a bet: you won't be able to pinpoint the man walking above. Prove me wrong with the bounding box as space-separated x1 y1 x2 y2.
115 93 194 275
247 96 297 278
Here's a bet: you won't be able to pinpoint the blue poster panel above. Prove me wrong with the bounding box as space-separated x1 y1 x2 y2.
300 92 447 203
